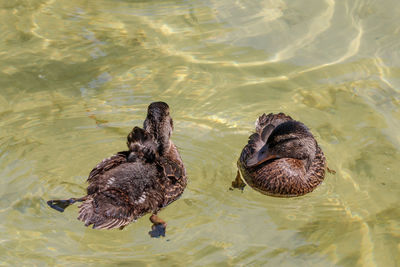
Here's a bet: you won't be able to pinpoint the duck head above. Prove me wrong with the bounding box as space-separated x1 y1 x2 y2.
246 120 317 170
143 101 173 155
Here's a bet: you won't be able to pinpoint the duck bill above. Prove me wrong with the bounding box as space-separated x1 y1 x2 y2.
246 154 279 168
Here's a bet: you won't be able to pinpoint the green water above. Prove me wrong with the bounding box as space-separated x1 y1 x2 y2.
1 0 400 266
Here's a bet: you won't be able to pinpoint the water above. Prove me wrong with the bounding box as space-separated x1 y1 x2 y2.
1 0 400 266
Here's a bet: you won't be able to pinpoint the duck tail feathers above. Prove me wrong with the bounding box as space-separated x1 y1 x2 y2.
77 191 133 230
255 113 272 133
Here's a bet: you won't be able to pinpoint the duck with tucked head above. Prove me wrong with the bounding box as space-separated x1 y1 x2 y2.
232 113 327 197
48 102 187 237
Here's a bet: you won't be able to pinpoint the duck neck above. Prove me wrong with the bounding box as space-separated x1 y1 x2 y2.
144 119 171 156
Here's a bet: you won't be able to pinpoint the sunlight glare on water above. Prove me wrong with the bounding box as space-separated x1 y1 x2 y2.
0 0 400 266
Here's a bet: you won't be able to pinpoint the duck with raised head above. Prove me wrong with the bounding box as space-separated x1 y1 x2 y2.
232 113 326 197
48 102 187 237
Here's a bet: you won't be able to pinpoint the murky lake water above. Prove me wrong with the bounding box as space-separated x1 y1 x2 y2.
1 0 400 266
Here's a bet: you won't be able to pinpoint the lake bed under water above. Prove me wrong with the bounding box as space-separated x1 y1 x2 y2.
1 0 400 266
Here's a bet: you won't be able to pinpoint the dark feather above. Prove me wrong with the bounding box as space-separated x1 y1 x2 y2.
87 152 129 184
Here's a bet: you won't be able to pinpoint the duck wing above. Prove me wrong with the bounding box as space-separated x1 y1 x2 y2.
78 189 135 229
154 157 187 207
78 185 168 229
87 151 129 184
87 127 156 185
160 157 185 181
79 162 167 229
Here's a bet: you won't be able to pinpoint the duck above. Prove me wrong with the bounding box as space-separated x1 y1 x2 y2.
47 102 187 237
232 113 326 197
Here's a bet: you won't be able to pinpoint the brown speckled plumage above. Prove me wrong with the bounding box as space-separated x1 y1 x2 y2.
48 102 187 232
236 113 326 197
